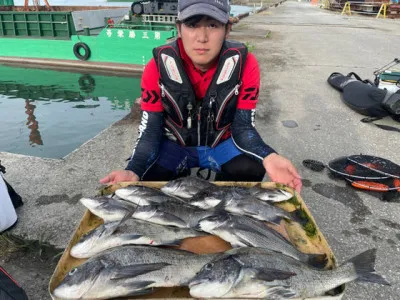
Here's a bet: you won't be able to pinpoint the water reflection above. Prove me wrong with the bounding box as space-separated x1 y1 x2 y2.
0 65 141 158
25 100 43 146
0 73 135 106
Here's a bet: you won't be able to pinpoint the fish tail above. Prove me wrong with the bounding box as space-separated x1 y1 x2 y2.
304 253 328 269
269 215 285 226
346 249 390 285
288 209 308 226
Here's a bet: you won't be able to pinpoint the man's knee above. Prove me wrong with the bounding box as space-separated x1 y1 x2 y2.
219 154 265 181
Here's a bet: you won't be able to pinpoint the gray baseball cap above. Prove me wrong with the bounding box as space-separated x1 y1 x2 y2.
178 0 230 24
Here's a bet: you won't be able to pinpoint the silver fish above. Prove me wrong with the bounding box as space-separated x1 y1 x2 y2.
80 196 136 223
70 218 207 258
190 186 301 226
115 185 183 206
188 255 280 298
188 184 292 203
132 201 216 228
53 245 218 300
189 247 390 298
189 255 244 298
197 213 326 267
160 176 215 199
249 186 293 202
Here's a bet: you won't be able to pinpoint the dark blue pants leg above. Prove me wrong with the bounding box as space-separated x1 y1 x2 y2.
215 154 265 181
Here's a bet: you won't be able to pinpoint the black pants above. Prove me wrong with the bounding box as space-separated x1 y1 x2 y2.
142 154 265 181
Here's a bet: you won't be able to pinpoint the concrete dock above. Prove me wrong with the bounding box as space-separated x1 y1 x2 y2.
1 1 400 299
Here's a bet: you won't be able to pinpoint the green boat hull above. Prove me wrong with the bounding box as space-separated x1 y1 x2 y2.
1 28 176 65
0 8 177 69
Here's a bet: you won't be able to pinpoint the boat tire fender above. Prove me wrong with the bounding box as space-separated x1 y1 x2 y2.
79 75 96 93
131 1 144 15
73 42 91 61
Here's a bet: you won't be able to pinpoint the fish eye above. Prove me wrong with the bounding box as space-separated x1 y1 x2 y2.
69 268 78 276
204 263 214 270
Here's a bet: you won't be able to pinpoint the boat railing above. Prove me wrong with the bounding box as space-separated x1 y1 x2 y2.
0 10 75 38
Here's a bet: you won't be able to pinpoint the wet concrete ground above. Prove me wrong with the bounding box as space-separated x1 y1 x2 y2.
1 1 400 299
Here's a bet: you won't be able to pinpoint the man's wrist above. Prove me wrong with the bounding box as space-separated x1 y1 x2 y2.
263 153 278 166
124 168 140 181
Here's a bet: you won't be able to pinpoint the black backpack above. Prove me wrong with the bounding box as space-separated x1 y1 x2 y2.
0 267 28 300
0 162 23 209
327 72 400 119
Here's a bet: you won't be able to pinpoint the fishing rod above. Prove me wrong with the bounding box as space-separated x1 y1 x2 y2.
374 58 400 76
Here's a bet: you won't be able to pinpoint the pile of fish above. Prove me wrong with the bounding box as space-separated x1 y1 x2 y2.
53 177 389 299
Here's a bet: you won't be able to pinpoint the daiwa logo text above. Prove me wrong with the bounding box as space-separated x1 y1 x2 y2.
131 111 148 157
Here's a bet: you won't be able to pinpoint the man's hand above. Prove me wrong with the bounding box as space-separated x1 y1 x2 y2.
99 170 139 185
262 153 302 193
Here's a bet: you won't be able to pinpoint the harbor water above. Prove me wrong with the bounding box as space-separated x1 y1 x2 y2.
0 65 141 159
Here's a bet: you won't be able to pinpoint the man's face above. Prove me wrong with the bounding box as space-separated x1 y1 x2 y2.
178 16 230 72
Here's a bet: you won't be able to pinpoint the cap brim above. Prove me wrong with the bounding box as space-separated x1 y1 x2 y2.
178 3 229 24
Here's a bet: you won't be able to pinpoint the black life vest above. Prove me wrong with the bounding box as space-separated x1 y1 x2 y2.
153 40 248 147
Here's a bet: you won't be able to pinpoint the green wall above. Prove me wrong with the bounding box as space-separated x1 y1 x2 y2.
0 0 14 6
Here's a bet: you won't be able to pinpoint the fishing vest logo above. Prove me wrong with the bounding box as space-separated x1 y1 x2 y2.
251 109 256 127
217 54 239 84
161 54 183 84
131 111 148 158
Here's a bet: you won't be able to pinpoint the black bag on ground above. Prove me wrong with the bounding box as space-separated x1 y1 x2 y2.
0 267 28 300
0 161 23 209
3 180 23 209
327 72 400 118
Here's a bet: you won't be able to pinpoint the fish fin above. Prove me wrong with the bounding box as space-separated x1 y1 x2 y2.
123 287 154 297
121 208 135 223
234 222 290 245
288 209 308 227
255 189 293 203
275 189 294 202
240 204 282 226
103 208 134 229
154 212 188 227
121 281 155 292
233 221 275 237
101 221 122 236
248 183 262 194
267 215 284 226
99 200 127 210
161 239 183 246
346 249 390 285
265 286 297 300
306 253 328 269
214 199 226 211
237 203 258 216
111 263 171 280
233 231 257 247
252 268 296 281
299 253 328 269
233 223 262 236
120 234 144 242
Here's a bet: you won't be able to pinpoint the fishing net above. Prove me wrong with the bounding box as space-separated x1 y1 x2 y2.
327 156 390 180
304 155 400 193
347 155 400 179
